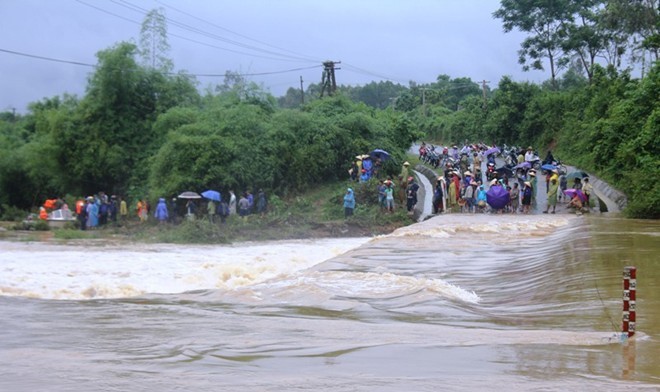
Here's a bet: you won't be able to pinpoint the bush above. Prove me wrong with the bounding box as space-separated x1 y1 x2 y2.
1 204 28 222
13 219 50 231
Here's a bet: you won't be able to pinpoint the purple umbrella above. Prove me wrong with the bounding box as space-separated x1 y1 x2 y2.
563 188 586 202
514 162 532 169
486 185 510 209
484 147 500 156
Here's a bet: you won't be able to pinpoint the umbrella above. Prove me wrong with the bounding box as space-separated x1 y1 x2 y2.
514 162 532 169
370 148 391 161
201 190 221 202
566 171 588 180
486 185 510 209
177 191 201 199
495 166 514 177
563 188 587 202
541 164 557 171
484 147 500 156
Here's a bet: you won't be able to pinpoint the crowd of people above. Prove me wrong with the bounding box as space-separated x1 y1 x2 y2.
344 143 595 218
424 143 594 215
37 189 269 230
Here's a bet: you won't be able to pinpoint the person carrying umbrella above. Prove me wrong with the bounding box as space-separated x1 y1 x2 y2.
568 193 584 214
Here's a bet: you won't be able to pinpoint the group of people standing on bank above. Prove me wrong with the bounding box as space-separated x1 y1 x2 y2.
176 189 269 224
343 160 421 218
59 188 269 230
74 192 128 230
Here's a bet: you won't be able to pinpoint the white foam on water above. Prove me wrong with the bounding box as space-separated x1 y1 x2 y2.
252 270 481 304
0 238 371 300
389 214 573 239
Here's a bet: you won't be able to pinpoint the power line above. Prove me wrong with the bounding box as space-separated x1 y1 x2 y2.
114 0 316 62
0 48 96 68
342 62 410 84
77 0 317 64
0 47 322 78
154 0 322 63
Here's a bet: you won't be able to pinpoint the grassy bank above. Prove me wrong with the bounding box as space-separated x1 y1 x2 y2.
0 180 415 244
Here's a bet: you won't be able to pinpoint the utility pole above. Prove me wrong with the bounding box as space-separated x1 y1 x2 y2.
481 80 490 108
300 76 305 105
320 60 341 97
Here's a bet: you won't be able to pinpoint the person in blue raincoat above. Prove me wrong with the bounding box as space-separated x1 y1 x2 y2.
476 184 488 211
154 198 169 223
86 197 98 229
361 156 373 178
343 188 355 217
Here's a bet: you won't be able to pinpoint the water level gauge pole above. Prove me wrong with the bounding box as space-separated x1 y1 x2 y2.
622 266 637 338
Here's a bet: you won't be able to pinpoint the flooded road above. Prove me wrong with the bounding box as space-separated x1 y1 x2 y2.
1 214 658 391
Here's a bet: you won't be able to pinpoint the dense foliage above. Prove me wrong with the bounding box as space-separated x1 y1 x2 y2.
1 1 658 219
0 41 419 216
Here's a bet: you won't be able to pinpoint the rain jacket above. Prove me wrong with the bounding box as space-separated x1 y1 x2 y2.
343 189 355 209
154 198 169 221
86 202 99 228
477 186 488 204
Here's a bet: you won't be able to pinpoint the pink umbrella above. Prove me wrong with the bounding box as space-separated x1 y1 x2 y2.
563 188 586 202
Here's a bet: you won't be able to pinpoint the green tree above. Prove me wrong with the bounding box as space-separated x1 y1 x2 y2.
494 0 572 86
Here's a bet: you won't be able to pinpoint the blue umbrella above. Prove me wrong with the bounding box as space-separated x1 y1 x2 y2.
201 190 221 202
541 164 557 171
486 185 510 209
370 148 391 161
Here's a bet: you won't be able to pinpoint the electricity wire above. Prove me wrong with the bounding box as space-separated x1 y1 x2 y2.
113 0 317 62
153 0 323 63
77 0 317 63
0 47 321 78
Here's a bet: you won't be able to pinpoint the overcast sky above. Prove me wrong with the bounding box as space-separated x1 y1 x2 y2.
0 0 544 113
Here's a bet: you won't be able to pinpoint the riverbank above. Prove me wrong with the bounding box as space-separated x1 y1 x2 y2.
0 181 416 244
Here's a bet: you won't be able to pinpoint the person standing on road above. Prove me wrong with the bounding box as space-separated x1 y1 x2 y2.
544 178 559 214
525 146 535 163
406 177 420 213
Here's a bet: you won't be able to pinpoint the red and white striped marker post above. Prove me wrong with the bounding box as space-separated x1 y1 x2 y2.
622 266 637 338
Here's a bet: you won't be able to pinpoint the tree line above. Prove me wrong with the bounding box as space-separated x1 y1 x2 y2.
1 2 658 219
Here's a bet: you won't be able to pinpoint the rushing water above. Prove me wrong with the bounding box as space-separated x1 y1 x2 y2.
1 214 658 391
